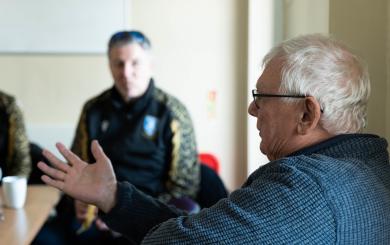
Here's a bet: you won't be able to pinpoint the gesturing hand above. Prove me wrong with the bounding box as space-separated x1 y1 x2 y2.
38 140 118 213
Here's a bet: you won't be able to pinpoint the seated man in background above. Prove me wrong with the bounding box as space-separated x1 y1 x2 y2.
39 34 390 244
0 90 31 178
62 30 200 243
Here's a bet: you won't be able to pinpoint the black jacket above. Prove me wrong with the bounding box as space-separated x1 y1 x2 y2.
71 80 200 200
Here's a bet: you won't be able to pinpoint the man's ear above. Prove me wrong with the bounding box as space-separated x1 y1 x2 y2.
297 96 322 135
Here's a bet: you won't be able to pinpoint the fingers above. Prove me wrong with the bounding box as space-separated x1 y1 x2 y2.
42 149 70 173
38 161 67 181
55 142 82 167
41 174 64 190
91 140 109 163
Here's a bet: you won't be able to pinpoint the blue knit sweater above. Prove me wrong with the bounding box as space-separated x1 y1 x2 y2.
102 134 390 244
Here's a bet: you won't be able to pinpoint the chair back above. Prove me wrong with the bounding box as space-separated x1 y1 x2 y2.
198 153 220 174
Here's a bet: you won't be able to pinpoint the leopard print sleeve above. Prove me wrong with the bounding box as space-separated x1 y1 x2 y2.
155 89 200 201
71 104 90 162
6 97 31 177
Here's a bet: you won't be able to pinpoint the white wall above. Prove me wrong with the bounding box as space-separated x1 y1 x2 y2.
329 0 388 139
0 0 131 53
131 0 248 189
0 55 111 155
283 0 329 39
0 0 248 190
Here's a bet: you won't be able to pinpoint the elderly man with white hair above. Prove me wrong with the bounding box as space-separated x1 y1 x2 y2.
38 34 390 244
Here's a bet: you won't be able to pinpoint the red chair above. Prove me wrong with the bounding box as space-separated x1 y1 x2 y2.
198 153 220 174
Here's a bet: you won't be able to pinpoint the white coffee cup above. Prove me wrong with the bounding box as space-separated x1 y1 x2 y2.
2 176 27 209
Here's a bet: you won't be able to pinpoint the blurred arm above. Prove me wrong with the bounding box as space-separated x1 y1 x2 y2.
7 98 31 177
159 106 200 202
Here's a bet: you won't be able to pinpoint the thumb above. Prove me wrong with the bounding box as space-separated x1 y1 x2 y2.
91 140 109 163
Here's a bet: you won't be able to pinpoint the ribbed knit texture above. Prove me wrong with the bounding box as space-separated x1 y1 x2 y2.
103 134 390 244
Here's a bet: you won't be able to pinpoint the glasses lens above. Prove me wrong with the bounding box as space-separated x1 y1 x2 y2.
128 31 145 42
252 89 259 108
254 97 260 108
112 31 144 42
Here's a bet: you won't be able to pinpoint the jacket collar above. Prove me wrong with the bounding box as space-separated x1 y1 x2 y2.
111 79 155 115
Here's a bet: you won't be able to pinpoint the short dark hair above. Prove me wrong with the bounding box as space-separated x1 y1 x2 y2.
108 30 151 53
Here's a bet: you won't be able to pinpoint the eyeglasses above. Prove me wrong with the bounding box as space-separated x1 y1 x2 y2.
251 89 307 109
111 31 145 42
109 31 151 50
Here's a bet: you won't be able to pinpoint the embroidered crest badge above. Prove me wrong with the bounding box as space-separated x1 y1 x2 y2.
101 120 109 132
143 115 158 138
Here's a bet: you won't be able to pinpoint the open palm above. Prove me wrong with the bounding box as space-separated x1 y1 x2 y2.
38 140 117 212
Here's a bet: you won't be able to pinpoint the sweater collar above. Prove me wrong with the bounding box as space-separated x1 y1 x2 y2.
288 134 382 158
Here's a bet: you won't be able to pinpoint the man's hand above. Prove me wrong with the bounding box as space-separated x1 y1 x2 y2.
38 140 117 213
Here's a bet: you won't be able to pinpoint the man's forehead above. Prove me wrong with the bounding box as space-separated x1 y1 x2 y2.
256 58 283 90
109 43 149 60
255 80 276 92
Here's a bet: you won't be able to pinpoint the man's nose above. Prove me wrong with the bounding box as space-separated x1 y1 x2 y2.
123 63 133 77
248 101 257 117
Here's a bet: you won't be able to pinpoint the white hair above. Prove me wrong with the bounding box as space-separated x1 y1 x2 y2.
263 34 370 134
